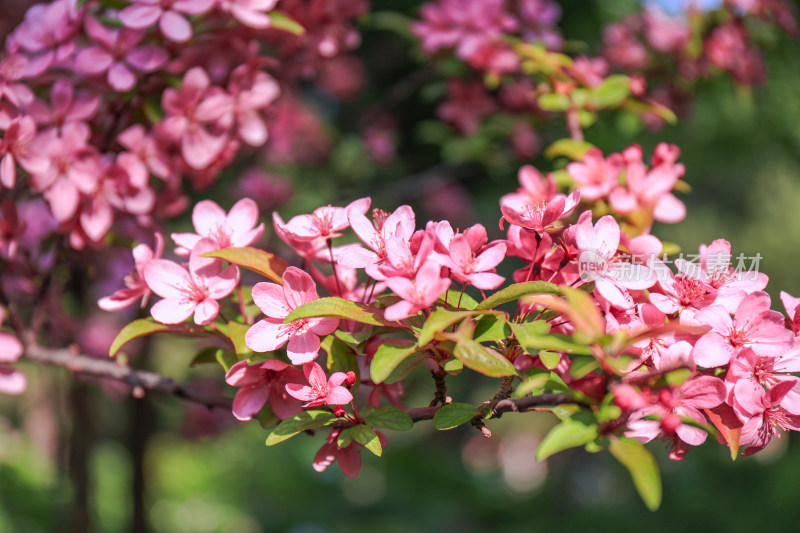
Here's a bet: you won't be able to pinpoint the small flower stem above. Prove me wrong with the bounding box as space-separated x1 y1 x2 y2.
327 240 344 297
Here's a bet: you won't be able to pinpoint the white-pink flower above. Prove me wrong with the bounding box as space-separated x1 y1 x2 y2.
285 362 353 407
143 239 239 325
245 267 338 364
171 198 264 256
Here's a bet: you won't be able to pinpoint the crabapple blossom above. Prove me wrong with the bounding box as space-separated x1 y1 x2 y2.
225 359 304 420
245 267 338 365
285 362 353 407
143 239 239 325
99 233 165 312
384 260 451 321
171 198 264 256
119 0 215 43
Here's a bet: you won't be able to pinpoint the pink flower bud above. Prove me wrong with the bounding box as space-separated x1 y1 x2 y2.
344 371 357 387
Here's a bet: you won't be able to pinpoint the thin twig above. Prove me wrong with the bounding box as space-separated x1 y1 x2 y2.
24 344 233 410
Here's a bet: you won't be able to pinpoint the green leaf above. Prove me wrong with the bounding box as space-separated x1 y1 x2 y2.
510 322 593 356
334 329 374 346
538 93 571 112
418 308 474 346
351 424 382 456
109 318 208 357
544 138 594 160
437 289 478 310
623 100 678 125
539 350 561 370
433 403 479 430
364 406 413 431
226 321 253 356
266 410 336 446
367 10 413 38
190 347 222 366
515 370 549 398
561 287 605 341
453 340 517 378
202 247 288 284
337 427 354 448
588 74 631 108
269 10 305 35
535 419 598 460
286 297 392 326
215 350 239 373
442 358 463 374
476 281 559 310
473 314 511 343
608 437 662 511
370 342 425 384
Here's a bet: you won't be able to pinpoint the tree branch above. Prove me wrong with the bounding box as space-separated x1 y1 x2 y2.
406 393 576 423
24 344 233 410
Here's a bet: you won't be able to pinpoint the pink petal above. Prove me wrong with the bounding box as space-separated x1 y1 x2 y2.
691 332 735 368
143 259 192 299
325 385 353 405
182 128 226 170
0 333 23 363
232 385 268 421
309 316 339 336
230 4 272 28
287 331 321 365
159 10 192 42
73 46 113 74
0 367 27 396
237 111 268 146
252 282 289 318
225 360 264 387
150 297 196 324
653 193 686 223
193 298 219 325
119 4 162 29
245 318 289 352
282 267 318 309
125 45 167 72
226 198 260 239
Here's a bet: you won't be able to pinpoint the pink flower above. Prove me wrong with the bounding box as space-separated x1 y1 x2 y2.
411 0 518 61
566 147 624 202
733 379 800 456
143 239 239 325
74 17 168 92
27 78 99 131
609 147 686 223
245 267 339 365
433 229 506 290
225 359 304 420
227 68 280 146
285 362 353 407
340 205 416 281
780 290 800 336
437 79 496 135
117 125 171 183
0 115 47 189
0 55 34 107
500 169 580 233
171 198 264 256
159 67 232 169
384 261 451 321
120 0 215 43
691 292 794 368
215 0 278 29
7 0 83 72
625 376 726 460
575 214 655 309
99 233 165 312
313 428 362 478
276 197 371 244
727 348 800 415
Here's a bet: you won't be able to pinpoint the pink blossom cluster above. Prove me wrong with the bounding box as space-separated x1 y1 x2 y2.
411 0 562 75
0 0 370 252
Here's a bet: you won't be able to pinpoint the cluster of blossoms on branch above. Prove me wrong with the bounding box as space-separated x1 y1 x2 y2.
93 134 800 506
1 0 798 511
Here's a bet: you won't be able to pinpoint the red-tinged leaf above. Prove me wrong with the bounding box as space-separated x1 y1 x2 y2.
475 281 559 311
417 308 476 347
265 410 336 446
285 297 392 327
202 247 287 284
535 419 598 460
453 339 517 378
109 318 210 357
705 405 742 460
608 436 662 511
433 402 479 430
269 10 305 35
561 287 605 340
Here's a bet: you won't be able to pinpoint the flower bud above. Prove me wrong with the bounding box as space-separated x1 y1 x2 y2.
344 371 357 387
332 406 346 417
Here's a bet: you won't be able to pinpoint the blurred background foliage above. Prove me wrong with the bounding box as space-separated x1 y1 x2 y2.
3 0 800 531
